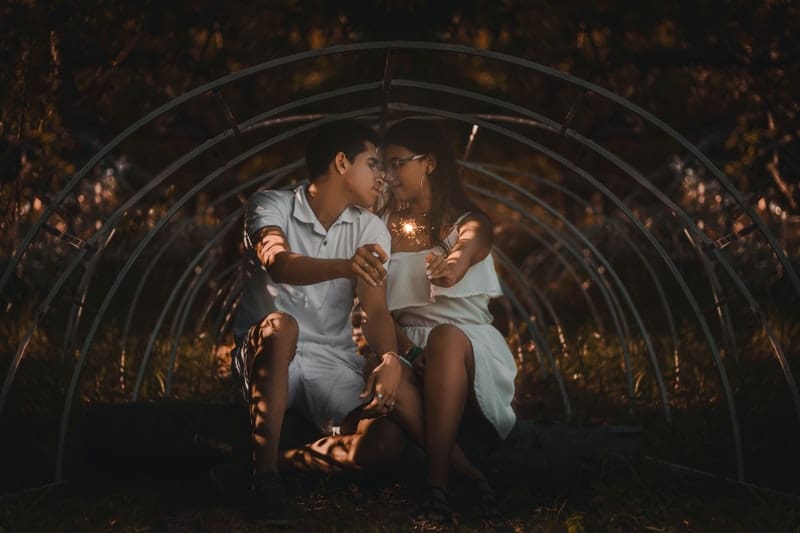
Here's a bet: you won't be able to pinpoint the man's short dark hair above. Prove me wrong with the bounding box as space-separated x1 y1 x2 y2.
305 119 380 181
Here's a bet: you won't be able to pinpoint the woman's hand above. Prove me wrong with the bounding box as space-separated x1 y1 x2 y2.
425 251 468 287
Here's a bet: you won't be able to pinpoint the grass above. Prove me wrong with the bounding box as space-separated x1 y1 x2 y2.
2 306 800 531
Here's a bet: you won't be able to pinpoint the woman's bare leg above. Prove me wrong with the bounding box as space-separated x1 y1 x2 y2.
421 324 483 489
390 363 484 480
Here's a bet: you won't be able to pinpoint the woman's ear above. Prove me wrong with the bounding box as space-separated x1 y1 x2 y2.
425 154 437 175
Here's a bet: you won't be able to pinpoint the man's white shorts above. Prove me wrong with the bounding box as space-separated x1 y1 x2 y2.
232 337 367 434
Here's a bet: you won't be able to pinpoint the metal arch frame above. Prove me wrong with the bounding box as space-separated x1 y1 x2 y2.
2 41 796 303
2 91 624 425
1 42 795 490
58 228 117 364
54 108 381 479
1 106 340 424
63 92 673 410
0 107 356 486
3 52 792 414
121 212 239 418
212 276 243 347
491 249 564 403
460 173 639 405
493 248 574 377
456 152 668 417
164 254 221 396
118 222 191 393
157 177 633 421
151 173 594 415
118 142 626 422
117 159 304 380
393 103 752 473
469 184 638 410
198 261 242 331
472 162 681 386
153 179 305 399
166 259 240 397
388 83 799 431
129 167 302 399
164 255 220 396
151 166 657 422
518 230 606 337
195 263 240 335
395 78 743 364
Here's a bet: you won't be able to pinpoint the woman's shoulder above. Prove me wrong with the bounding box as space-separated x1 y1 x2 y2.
443 210 492 236
451 210 492 227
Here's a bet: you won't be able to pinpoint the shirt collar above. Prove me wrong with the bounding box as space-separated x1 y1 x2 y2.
291 185 361 234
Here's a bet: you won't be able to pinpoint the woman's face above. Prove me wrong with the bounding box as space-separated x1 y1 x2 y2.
382 144 431 203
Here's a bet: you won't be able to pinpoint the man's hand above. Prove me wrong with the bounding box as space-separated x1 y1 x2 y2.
425 251 468 288
350 244 389 287
359 352 402 416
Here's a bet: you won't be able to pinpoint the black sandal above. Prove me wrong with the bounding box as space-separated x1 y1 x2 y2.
469 477 501 521
412 485 456 527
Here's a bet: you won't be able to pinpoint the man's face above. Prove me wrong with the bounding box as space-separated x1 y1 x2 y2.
344 142 384 208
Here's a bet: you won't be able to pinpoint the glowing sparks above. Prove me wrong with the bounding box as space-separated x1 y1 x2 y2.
390 216 428 245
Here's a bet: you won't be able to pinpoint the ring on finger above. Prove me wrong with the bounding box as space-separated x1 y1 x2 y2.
376 392 384 400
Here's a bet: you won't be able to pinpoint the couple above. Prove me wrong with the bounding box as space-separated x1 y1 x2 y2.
232 118 517 524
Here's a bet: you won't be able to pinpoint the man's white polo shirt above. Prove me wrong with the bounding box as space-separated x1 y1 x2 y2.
233 185 391 355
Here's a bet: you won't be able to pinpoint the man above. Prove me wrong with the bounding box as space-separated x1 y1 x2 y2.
231 119 406 518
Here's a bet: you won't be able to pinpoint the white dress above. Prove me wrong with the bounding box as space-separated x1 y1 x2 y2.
386 220 518 439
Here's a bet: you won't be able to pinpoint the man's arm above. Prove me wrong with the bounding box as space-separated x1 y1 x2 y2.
252 226 387 286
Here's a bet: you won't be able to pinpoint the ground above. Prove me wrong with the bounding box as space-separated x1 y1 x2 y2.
2 457 799 532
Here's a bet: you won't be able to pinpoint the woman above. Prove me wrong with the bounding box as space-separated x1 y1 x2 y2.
380 119 517 523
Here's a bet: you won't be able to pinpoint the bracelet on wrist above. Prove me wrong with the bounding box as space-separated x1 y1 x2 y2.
381 351 399 363
402 345 423 364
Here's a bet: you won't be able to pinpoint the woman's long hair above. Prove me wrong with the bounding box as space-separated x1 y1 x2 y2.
382 119 482 245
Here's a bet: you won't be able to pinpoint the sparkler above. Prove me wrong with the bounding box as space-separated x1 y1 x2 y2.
390 216 428 245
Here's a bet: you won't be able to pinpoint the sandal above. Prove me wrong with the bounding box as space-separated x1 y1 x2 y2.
412 485 456 527
468 477 501 521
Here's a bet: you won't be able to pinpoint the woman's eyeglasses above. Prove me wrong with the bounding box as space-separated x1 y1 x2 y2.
386 153 426 174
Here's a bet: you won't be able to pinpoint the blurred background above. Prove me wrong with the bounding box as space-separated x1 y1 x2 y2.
1 1 799 528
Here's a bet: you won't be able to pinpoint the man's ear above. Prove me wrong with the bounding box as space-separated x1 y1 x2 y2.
334 151 349 175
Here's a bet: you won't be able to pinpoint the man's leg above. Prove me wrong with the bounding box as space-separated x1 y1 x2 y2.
279 362 483 478
279 357 409 474
248 311 299 474
281 415 408 473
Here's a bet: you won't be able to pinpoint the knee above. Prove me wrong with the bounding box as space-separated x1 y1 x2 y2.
425 324 469 362
266 311 299 339
251 311 298 348
354 418 408 466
